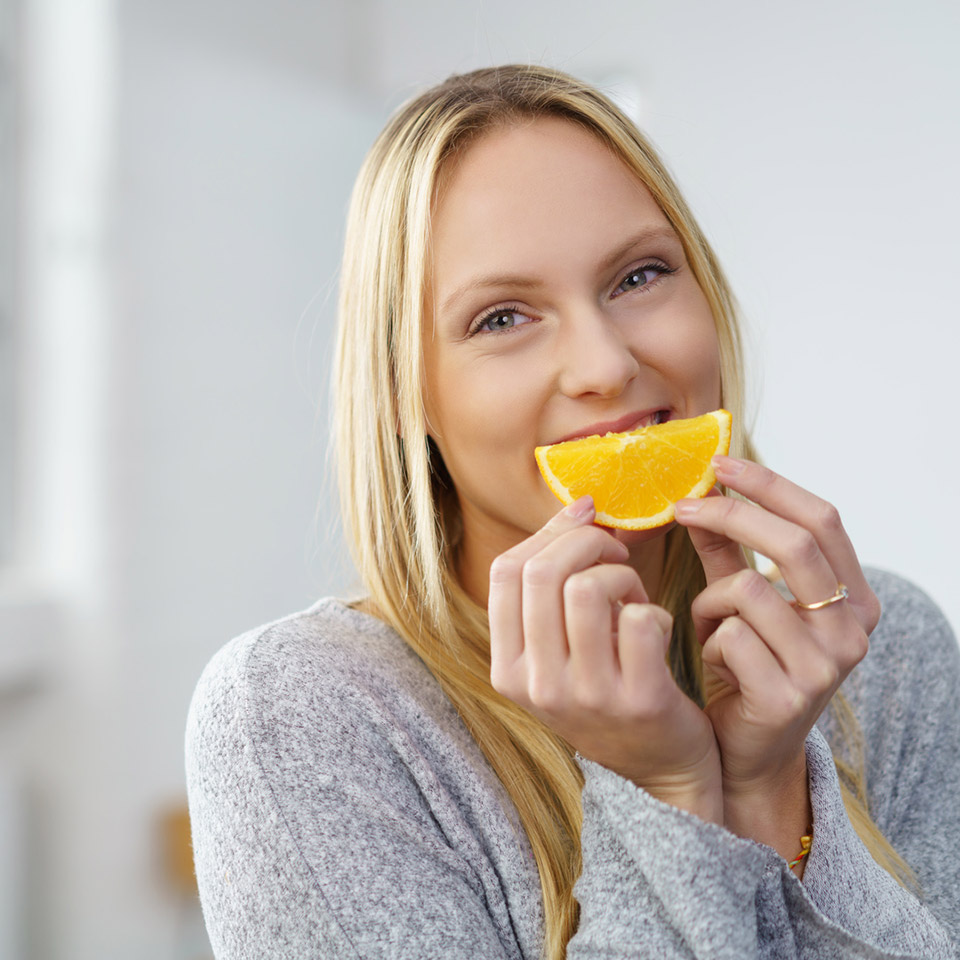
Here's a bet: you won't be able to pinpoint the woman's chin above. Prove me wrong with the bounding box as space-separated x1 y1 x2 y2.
599 521 677 547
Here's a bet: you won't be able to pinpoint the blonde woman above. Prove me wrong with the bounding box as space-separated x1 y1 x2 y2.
186 65 960 959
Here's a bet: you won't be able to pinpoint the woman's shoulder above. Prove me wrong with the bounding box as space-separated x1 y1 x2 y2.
191 597 431 702
185 601 542 960
865 566 954 635
856 566 958 688
187 597 456 741
185 596 507 809
821 567 959 786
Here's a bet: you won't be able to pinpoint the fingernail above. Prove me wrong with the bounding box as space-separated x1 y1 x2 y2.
674 500 702 519
566 495 594 519
712 455 744 477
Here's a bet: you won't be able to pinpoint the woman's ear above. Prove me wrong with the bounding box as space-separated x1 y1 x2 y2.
427 435 453 493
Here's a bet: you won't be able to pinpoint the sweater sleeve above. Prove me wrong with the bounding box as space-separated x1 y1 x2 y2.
570 733 954 959
569 569 959 960
570 758 779 958
808 569 960 955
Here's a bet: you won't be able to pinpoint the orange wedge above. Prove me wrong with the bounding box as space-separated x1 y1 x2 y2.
535 409 732 530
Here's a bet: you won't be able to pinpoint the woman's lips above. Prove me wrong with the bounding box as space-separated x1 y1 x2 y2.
550 408 671 445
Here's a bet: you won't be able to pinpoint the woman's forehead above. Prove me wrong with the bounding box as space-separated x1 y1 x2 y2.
428 119 676 296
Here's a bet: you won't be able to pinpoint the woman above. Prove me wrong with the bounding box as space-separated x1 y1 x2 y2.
186 65 960 958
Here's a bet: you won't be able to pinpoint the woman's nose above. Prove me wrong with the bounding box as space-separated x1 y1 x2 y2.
556 306 640 399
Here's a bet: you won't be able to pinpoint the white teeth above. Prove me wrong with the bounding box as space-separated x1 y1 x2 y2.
641 410 669 428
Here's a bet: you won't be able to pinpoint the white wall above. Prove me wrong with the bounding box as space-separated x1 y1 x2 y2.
10 0 958 957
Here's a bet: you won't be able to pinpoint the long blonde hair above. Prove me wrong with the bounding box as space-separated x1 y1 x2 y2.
332 64 913 959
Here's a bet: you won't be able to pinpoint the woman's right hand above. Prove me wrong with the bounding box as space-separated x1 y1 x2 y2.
488 496 723 823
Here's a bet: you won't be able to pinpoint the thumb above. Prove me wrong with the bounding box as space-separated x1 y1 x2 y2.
684 490 749 586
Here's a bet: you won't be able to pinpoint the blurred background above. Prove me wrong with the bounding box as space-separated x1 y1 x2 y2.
1 0 957 956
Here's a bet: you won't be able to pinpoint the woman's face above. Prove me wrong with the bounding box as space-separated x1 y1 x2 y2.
423 117 722 575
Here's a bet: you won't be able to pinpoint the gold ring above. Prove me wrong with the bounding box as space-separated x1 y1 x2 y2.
795 584 849 611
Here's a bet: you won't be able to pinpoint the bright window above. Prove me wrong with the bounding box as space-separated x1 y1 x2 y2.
0 0 17 569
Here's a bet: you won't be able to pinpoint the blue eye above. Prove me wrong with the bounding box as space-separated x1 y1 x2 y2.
616 263 670 294
473 307 536 335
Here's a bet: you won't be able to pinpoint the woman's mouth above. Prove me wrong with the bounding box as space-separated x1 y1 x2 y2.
551 408 673 445
641 409 671 428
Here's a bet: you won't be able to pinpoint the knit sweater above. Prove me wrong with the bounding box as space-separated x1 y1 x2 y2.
185 568 960 958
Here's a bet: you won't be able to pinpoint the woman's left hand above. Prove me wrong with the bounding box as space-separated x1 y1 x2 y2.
673 455 880 857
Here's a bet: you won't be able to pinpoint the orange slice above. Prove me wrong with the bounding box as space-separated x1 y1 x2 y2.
535 409 732 530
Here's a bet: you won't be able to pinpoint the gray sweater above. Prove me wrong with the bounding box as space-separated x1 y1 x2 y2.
185 569 960 958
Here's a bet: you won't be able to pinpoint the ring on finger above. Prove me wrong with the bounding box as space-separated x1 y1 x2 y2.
793 583 849 611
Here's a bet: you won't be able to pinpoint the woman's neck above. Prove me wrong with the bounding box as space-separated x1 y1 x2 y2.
456 520 668 609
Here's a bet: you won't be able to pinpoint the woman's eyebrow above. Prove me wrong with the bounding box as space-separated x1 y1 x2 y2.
596 226 680 275
439 226 680 316
439 273 541 316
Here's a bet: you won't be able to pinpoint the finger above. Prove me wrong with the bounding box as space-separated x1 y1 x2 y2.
617 603 674 700
685 520 750 586
702 616 793 717
564 565 649 702
489 497 624 673
692 569 820 674
674 494 839 613
696 568 867 689
522 524 640 671
499 495 603 568
710 457 874 614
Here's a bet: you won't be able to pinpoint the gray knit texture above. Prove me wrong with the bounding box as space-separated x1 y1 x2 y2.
186 569 959 958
